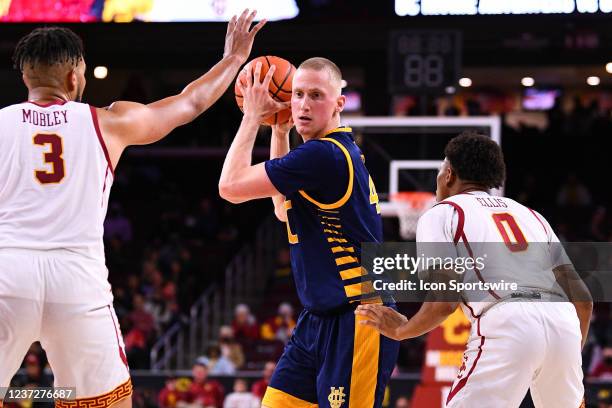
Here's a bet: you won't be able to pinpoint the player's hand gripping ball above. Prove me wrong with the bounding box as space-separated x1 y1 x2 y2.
234 56 295 125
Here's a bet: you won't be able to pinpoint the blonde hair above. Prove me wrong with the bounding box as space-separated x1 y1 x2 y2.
298 57 342 89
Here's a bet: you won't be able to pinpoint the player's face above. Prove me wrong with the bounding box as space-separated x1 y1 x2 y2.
291 68 344 139
436 159 453 201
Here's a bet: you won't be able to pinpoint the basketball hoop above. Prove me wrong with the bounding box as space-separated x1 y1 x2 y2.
390 191 437 240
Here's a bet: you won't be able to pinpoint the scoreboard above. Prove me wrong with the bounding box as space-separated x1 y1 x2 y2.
389 30 462 93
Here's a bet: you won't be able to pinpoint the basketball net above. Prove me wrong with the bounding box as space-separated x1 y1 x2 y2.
391 191 437 240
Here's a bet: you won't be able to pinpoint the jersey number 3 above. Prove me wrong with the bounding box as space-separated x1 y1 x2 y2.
33 133 65 184
492 213 528 252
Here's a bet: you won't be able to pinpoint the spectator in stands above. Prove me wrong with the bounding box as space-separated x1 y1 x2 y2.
188 357 225 408
251 361 276 400
202 345 236 375
395 396 411 408
187 197 220 241
219 325 245 370
597 388 612 408
274 248 292 279
103 202 133 242
11 353 51 387
260 302 296 343
232 303 259 340
223 378 260 408
123 319 149 369
557 173 592 207
158 377 187 408
591 206 609 241
591 345 612 379
128 293 156 338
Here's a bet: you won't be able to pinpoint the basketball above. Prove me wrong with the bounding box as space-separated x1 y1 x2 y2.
234 56 295 126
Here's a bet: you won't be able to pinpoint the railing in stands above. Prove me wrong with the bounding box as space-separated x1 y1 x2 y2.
150 214 284 370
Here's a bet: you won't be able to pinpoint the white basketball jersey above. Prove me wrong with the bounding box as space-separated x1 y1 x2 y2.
0 101 113 262
417 191 567 319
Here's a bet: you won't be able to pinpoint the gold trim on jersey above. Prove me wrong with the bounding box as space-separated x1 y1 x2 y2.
340 266 366 280
284 200 299 244
299 137 354 210
321 222 342 228
331 246 355 254
335 256 358 266
323 126 352 137
344 281 375 298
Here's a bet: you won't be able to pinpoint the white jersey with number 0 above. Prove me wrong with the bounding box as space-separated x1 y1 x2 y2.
417 190 567 318
0 100 113 263
417 192 583 408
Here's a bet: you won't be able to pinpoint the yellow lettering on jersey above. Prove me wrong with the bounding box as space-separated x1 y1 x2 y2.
284 200 299 244
441 308 471 345
368 175 381 214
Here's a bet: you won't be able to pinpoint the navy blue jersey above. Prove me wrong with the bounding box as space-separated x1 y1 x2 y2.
265 127 383 313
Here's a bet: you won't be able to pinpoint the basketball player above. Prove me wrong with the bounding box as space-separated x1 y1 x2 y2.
356 132 592 408
0 10 264 407
219 58 399 407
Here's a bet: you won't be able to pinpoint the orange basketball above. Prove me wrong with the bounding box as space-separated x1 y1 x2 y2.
234 56 295 126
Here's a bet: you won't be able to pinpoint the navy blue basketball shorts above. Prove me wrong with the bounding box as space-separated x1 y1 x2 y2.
262 305 400 408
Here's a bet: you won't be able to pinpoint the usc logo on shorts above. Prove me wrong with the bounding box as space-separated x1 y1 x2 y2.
55 379 132 408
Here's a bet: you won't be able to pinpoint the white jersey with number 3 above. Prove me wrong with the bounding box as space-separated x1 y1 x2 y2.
0 100 113 263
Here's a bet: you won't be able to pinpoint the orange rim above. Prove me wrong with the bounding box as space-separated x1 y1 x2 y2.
390 191 435 209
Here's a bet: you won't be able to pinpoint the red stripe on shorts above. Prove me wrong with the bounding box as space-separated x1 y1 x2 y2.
447 316 485 404
108 305 129 371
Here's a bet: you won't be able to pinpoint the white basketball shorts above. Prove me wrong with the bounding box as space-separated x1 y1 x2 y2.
446 301 584 408
0 248 132 406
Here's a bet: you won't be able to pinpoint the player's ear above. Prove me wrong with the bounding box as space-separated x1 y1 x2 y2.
22 72 31 89
445 165 456 187
335 94 346 115
66 68 78 94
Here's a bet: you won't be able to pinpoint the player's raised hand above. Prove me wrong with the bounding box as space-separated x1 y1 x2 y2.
356 304 408 341
224 9 266 64
238 61 291 122
272 116 294 135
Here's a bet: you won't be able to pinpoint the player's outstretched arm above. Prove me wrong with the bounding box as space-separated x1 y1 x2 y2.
96 9 265 168
269 119 293 221
357 266 460 340
219 61 290 203
356 301 458 341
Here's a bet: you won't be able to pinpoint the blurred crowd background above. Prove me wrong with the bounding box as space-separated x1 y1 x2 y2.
2 0 612 407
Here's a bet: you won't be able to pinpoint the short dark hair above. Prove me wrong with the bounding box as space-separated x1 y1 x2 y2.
444 131 506 188
13 27 84 71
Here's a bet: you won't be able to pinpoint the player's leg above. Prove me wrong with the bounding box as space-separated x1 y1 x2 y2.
39 254 132 407
529 303 584 408
0 297 41 386
315 306 399 408
446 303 542 408
0 250 43 390
262 310 318 408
